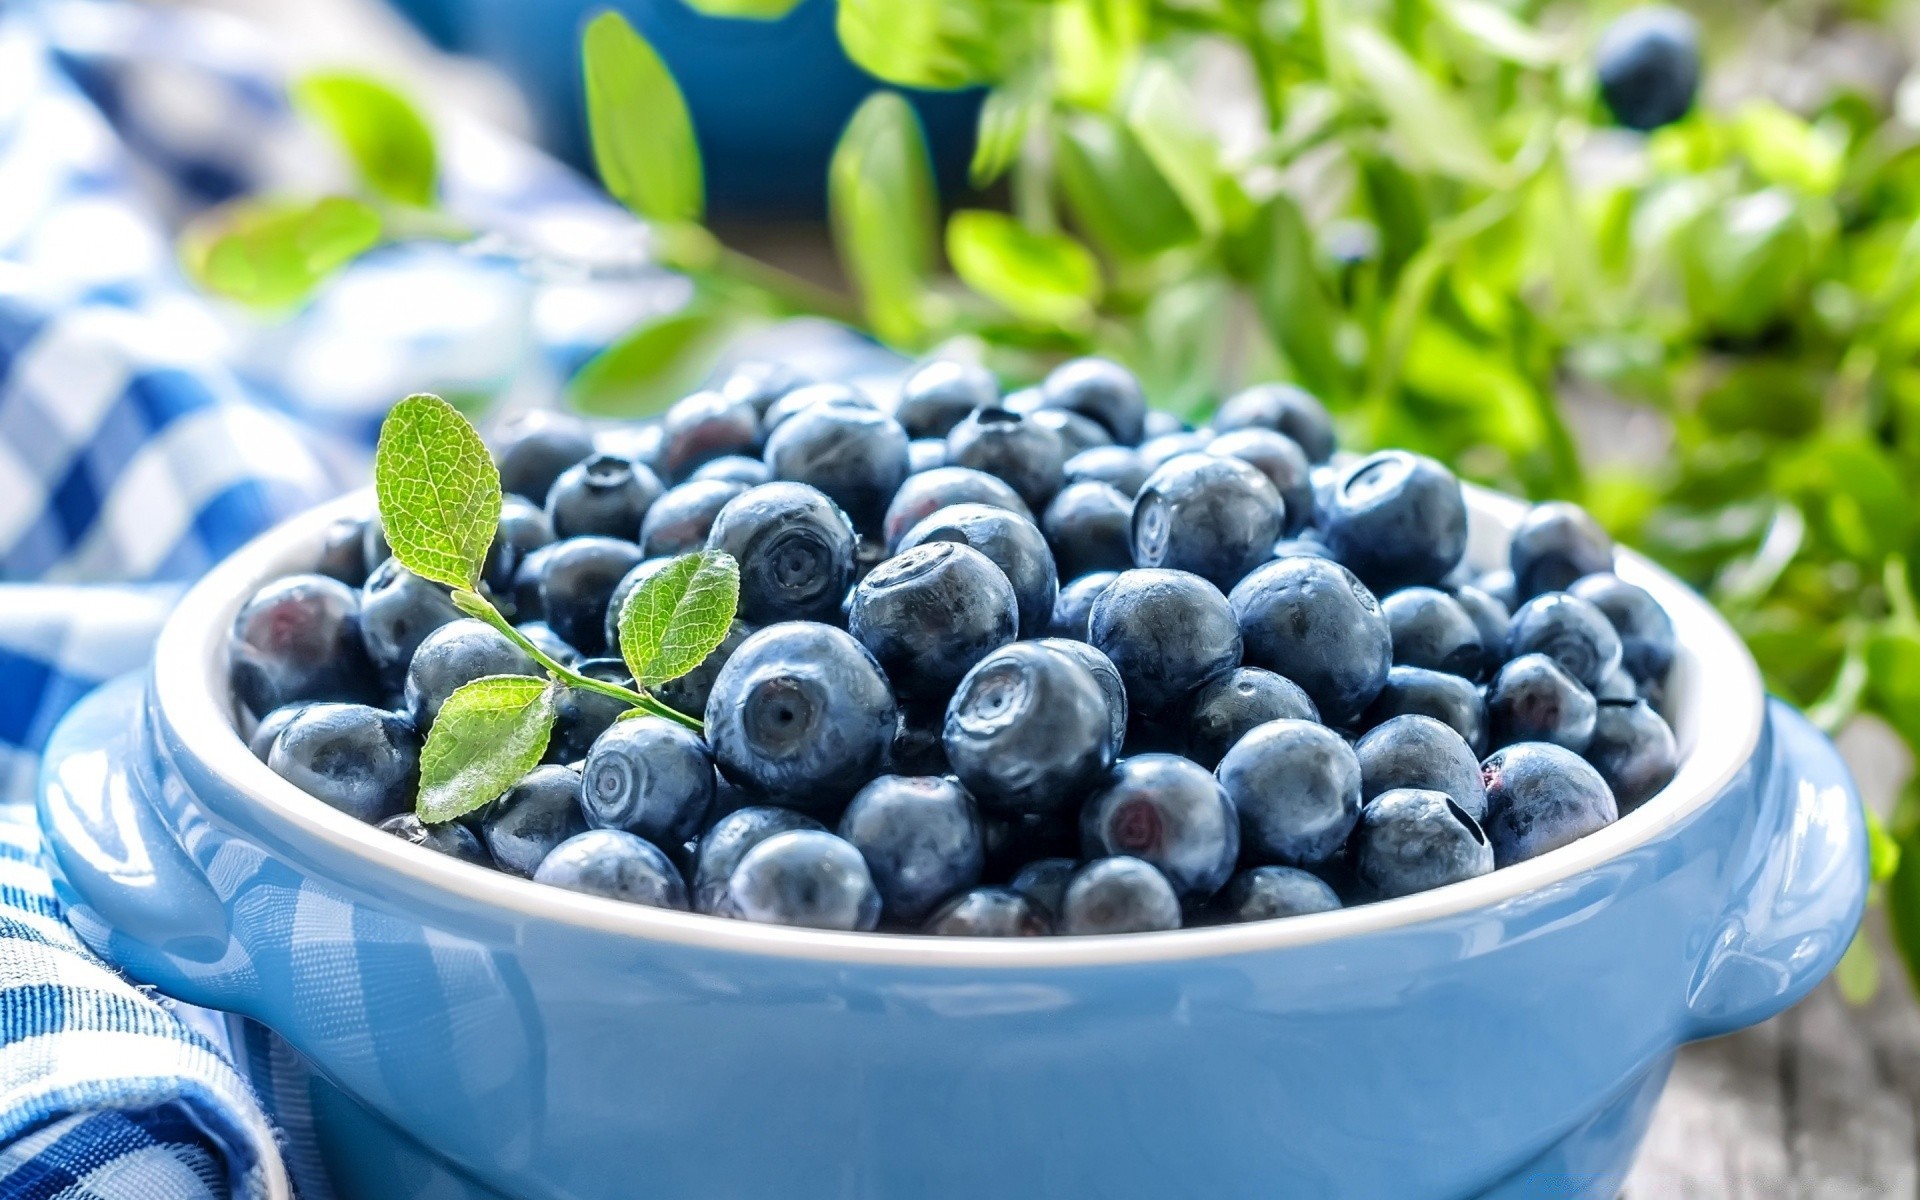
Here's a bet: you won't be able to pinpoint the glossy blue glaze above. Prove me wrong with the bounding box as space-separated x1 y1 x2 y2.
39 663 1866 1200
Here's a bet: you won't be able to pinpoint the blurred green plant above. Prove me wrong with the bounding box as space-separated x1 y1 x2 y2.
183 3 1920 988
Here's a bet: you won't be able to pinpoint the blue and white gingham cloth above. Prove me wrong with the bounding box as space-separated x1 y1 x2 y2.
0 2 892 1195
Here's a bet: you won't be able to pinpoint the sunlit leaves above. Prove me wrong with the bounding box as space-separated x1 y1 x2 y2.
583 11 705 224
830 92 940 346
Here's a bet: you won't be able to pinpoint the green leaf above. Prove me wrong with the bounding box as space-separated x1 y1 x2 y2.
179 196 381 310
1121 61 1220 237
679 0 804 16
1134 274 1231 418
1357 150 1429 283
617 550 742 686
416 675 559 823
1679 189 1814 339
1835 930 1881 1005
969 77 1043 188
292 72 438 208
1867 630 1920 747
836 0 1012 89
947 210 1102 325
1433 0 1560 67
1228 193 1348 400
374 393 502 590
1342 25 1501 184
1054 110 1199 259
1052 0 1144 109
1733 100 1844 197
829 92 939 346
1870 807 1903 884
582 11 704 223
568 302 736 417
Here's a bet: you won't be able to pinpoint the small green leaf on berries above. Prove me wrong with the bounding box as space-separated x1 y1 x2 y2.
375 393 501 591
417 675 559 824
617 550 741 686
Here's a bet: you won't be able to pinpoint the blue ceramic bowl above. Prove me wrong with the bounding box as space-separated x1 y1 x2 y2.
40 485 1867 1200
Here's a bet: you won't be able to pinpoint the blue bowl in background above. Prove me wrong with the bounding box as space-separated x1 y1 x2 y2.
389 0 982 214
37 482 1869 1200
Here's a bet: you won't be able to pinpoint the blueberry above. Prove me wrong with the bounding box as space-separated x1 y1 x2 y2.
581 716 715 846
595 422 665 477
1450 584 1512 662
898 503 1058 637
1187 667 1319 769
1042 481 1134 580
945 405 1066 512
907 439 946 473
315 517 374 587
658 390 761 482
481 764 588 876
534 829 688 908
490 410 594 504
361 520 392 575
1142 410 1186 439
1595 665 1639 702
1363 666 1488 756
482 496 556 611
944 642 1116 818
1007 856 1078 918
704 623 898 813
1569 573 1674 685
1209 428 1314 535
1210 383 1335 463
764 402 910 535
690 455 771 488
1507 591 1623 689
1047 571 1119 640
379 812 491 864
268 703 420 823
1476 568 1518 610
1487 653 1598 752
1318 451 1467 591
544 659 635 764
725 829 881 931
1132 454 1283 590
1090 569 1241 715
848 541 1018 701
1480 742 1619 866
882 466 1031 552
1063 446 1150 497
838 775 984 924
638 479 749 558
510 542 563 623
360 559 463 687
538 536 645 657
1032 636 1130 752
1229 557 1391 726
1039 357 1147 446
1382 587 1487 678
1349 788 1494 899
1509 502 1614 601
545 454 663 541
1215 719 1362 871
690 806 825 914
1139 430 1215 472
762 381 875 434
720 360 812 417
1081 755 1238 901
402 618 539 733
1031 408 1113 459
1596 7 1699 132
248 703 309 761
1584 700 1678 814
648 619 752 720
707 482 857 626
923 888 1050 936
895 359 998 439
231 574 375 715
1354 714 1488 821
1207 866 1341 923
1270 536 1333 561
1058 857 1181 934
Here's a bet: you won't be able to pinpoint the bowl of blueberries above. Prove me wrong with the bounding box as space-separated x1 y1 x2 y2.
41 357 1866 1200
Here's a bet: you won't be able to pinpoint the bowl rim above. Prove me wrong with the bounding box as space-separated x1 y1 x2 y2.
153 485 1764 968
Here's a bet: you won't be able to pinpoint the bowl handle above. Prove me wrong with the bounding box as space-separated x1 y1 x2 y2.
37 673 239 994
1683 698 1869 1041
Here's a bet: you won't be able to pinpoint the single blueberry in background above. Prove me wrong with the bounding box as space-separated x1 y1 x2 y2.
1354 714 1489 821
596 423 664 477
482 496 556 613
1043 481 1134 580
1039 356 1147 446
1271 536 1333 561
1382 587 1488 679
490 410 594 505
1595 6 1700 132
581 716 715 847
481 764 588 877
764 402 910 535
1480 742 1620 867
1063 445 1150 497
1007 856 1078 919
1349 788 1494 900
544 658 634 765
1595 664 1639 702
898 503 1059 637
1142 410 1187 440
1449 583 1512 663
402 618 539 733
1032 636 1130 752
907 439 946 473
1138 430 1215 472
1476 568 1518 611
510 541 563 622
1209 427 1314 535
1569 572 1675 685
923 888 1051 936
847 541 1019 702
1207 866 1342 923
230 574 375 715
1318 450 1468 592
1210 383 1336 463
704 622 899 814
1487 653 1599 752
691 455 772 488
944 642 1116 818
247 703 309 761
1507 591 1624 689
315 516 374 587
706 482 857 626
882 466 1031 552
725 829 882 931
1186 667 1319 769
379 812 492 865
639 479 750 558
691 806 825 915
538 536 646 657
534 829 688 909
1363 665 1488 755
1132 453 1284 590
360 558 465 686
1032 408 1113 458
658 390 761 482
1048 571 1120 640
894 359 998 439
268 703 420 824
1081 754 1239 902
545 453 664 541
1509 501 1614 601
1229 556 1391 726
1090 569 1242 716
1059 857 1182 934
761 380 875 434
1215 718 1363 872
1584 699 1679 814
838 774 984 925
945 405 1067 513
720 360 811 417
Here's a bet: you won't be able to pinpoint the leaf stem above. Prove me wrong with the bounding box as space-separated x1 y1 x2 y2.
710 247 864 327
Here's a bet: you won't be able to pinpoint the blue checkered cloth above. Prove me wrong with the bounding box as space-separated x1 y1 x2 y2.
0 2 891 1196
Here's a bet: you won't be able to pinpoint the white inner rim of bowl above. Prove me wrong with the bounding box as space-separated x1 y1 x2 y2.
155 485 1764 967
